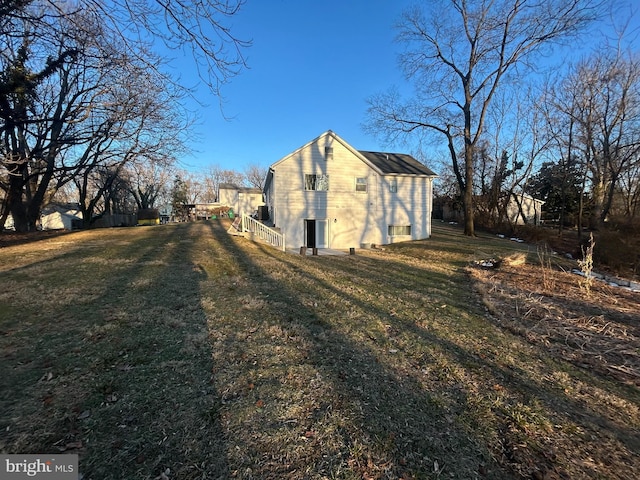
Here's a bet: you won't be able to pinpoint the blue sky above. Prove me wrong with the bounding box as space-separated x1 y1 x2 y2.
175 0 639 175
177 0 413 173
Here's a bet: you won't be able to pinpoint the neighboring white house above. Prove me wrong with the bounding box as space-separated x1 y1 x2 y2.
218 184 265 217
2 204 83 231
506 192 545 225
262 130 438 250
40 207 82 230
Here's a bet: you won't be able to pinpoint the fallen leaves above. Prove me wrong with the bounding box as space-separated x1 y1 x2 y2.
154 468 171 480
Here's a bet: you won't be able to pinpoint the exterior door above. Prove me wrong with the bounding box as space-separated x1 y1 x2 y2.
305 219 316 248
305 219 329 248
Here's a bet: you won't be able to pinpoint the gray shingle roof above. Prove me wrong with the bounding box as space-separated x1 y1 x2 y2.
359 151 437 176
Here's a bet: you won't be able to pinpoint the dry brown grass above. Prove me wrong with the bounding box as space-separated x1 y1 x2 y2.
1 221 639 479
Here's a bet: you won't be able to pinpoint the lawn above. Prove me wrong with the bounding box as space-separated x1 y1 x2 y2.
0 221 638 479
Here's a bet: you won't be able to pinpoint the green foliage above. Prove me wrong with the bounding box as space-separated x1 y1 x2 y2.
529 160 582 224
170 175 189 220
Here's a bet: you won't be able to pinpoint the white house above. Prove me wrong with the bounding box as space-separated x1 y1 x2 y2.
262 131 437 250
506 192 545 225
3 204 83 231
40 209 82 230
218 184 265 217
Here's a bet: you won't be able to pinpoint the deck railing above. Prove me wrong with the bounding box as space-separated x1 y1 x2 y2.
241 213 286 251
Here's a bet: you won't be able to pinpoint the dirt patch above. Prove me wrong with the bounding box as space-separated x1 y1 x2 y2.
469 261 640 386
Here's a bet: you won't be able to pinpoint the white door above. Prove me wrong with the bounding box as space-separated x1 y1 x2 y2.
316 219 329 248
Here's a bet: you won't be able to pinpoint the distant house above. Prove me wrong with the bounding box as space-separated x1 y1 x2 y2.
40 204 83 230
192 203 222 221
218 184 265 217
262 130 437 250
435 192 545 227
507 192 545 226
2 204 82 231
158 204 173 223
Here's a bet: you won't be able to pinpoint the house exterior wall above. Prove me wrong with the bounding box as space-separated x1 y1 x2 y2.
237 191 264 217
40 212 69 230
267 133 434 249
40 209 82 230
218 188 238 211
507 194 544 225
219 187 264 216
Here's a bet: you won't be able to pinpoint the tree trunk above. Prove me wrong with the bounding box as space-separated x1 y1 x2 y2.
463 99 475 236
463 145 475 236
589 174 605 230
6 162 33 232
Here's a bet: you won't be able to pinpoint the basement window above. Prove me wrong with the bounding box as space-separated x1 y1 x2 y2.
305 174 329 191
388 225 411 236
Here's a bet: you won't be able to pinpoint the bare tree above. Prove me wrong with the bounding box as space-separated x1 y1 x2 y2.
204 164 245 201
13 0 250 96
127 158 176 211
366 0 602 235
544 48 640 231
619 157 640 221
90 0 250 96
0 5 94 231
1 0 247 231
244 163 268 189
0 3 190 230
72 50 188 224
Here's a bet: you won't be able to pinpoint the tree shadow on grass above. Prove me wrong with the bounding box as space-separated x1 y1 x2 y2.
0 223 230 480
204 221 506 479
205 221 640 479
268 245 640 475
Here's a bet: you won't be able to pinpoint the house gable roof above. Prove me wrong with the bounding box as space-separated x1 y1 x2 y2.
267 131 352 171
358 151 437 176
264 130 438 191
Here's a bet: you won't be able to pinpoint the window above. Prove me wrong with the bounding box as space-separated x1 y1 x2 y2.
325 147 333 160
388 225 411 236
355 177 367 192
389 178 398 193
305 174 329 191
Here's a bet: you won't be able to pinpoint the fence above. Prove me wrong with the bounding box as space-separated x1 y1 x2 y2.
241 213 285 251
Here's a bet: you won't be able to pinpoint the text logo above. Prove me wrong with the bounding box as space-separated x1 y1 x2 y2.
1 455 78 479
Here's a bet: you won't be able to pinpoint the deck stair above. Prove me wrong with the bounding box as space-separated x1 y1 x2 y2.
240 213 286 251
227 216 243 236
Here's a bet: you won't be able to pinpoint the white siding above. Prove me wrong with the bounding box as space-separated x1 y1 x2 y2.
270 132 435 249
218 188 237 209
237 192 264 217
507 194 544 225
379 175 434 244
220 187 264 216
